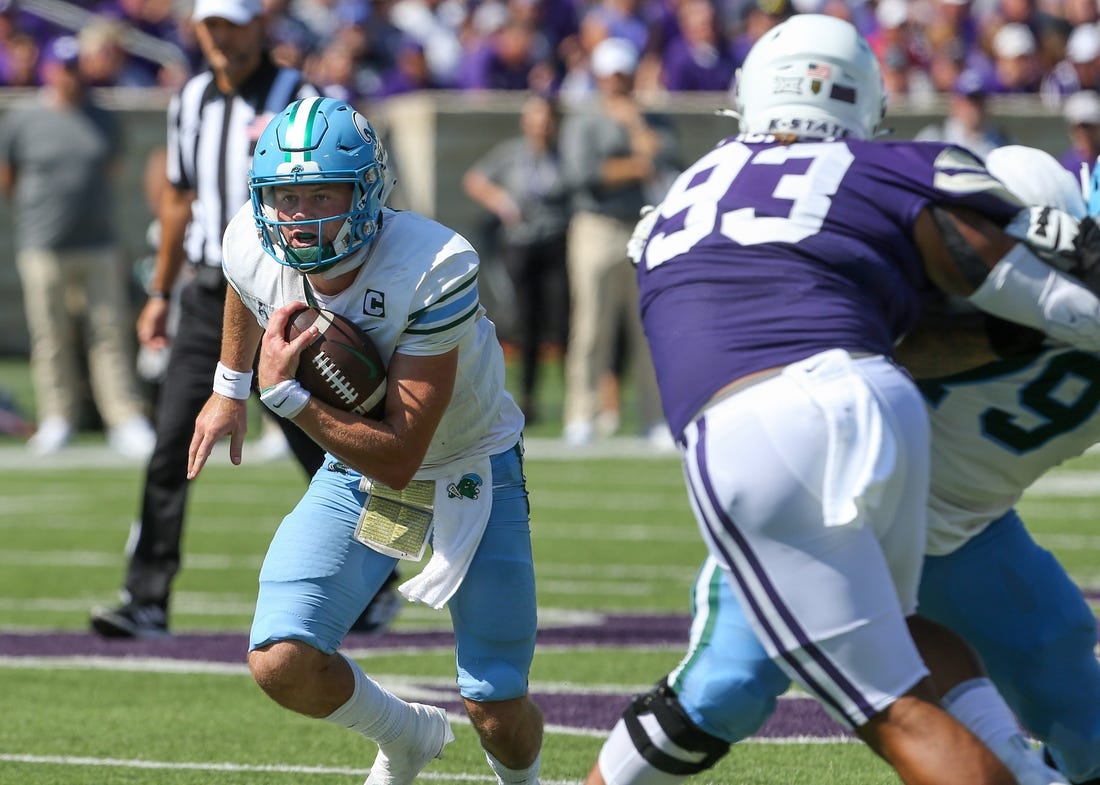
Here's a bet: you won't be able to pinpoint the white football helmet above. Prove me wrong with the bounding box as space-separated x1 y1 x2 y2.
733 13 885 141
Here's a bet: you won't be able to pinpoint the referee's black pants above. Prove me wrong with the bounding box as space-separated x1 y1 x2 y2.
123 272 323 610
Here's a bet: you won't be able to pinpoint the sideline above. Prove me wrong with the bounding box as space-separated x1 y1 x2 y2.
0 436 681 471
0 753 513 782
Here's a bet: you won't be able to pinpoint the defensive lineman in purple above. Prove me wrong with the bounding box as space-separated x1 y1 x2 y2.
595 13 1100 785
640 136 1022 438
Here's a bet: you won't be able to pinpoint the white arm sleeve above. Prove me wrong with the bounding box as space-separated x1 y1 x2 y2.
968 243 1100 351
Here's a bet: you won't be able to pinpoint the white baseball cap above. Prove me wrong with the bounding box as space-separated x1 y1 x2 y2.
591 37 639 78
1067 23 1100 64
192 0 262 24
992 23 1036 59
875 0 908 30
1064 89 1100 126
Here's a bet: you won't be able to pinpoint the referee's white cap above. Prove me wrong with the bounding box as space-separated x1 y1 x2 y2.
192 0 261 24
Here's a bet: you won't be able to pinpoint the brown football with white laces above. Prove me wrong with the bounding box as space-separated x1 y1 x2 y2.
284 307 387 418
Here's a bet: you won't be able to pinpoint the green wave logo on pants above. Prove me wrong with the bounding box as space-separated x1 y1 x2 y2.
446 474 482 500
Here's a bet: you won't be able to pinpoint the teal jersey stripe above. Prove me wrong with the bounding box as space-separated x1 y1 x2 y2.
406 299 479 336
409 277 479 332
408 271 477 321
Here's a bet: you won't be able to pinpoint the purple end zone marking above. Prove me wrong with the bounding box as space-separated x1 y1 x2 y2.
0 614 696 662
757 698 851 738
4 602 1097 739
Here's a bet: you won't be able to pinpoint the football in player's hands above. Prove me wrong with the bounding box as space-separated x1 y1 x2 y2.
284 307 387 418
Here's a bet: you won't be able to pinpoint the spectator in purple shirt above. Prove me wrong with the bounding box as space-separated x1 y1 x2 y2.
1 31 41 86
459 18 548 91
579 0 651 59
660 0 736 92
987 22 1043 93
1040 22 1100 106
729 0 789 66
371 36 443 98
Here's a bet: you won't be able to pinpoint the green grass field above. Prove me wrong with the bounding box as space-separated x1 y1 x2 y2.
0 355 1097 785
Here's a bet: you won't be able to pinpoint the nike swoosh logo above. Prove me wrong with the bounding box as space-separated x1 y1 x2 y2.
272 394 290 407
221 373 239 381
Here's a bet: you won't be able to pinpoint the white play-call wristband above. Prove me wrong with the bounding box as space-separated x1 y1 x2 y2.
212 361 254 400
260 379 311 419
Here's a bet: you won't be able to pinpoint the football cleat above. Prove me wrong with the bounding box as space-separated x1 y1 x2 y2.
90 602 169 639
365 703 454 785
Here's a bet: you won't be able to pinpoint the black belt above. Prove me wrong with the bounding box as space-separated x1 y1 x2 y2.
190 263 226 291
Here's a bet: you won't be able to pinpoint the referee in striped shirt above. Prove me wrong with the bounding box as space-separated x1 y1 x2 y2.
90 0 399 638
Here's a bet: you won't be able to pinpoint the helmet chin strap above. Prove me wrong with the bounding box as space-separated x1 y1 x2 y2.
319 244 369 279
318 213 381 280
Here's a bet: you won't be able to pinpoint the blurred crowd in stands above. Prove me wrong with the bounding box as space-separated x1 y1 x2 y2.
4 0 1100 108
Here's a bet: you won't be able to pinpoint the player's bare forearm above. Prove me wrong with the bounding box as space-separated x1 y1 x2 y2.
914 206 1016 297
221 288 263 372
292 351 456 489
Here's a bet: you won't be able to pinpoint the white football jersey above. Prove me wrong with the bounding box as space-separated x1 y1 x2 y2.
923 346 1100 555
222 204 524 470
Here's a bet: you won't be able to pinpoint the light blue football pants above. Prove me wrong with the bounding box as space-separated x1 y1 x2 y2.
674 510 1100 783
250 443 536 702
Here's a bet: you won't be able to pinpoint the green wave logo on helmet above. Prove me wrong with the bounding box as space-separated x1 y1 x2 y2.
248 97 392 273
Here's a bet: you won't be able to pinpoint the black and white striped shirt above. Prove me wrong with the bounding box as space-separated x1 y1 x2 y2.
165 56 318 269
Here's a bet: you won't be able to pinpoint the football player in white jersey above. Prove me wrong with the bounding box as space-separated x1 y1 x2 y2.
187 97 543 785
586 145 1100 785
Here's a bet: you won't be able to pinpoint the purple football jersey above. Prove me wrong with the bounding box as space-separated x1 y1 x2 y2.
637 136 1024 437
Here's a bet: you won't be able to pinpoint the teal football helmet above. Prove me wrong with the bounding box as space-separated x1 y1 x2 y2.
249 97 394 273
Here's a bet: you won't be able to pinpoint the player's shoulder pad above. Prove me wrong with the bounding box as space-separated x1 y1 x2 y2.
930 144 1021 204
376 209 477 273
222 202 268 283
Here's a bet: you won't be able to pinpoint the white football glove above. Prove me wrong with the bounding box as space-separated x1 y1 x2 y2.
627 205 659 266
1005 206 1083 272
1005 206 1100 294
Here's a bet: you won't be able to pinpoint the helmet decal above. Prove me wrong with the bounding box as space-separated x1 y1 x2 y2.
733 14 885 141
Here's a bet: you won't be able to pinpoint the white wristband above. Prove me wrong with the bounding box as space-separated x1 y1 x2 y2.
260 379 311 419
213 361 254 400
969 243 1100 352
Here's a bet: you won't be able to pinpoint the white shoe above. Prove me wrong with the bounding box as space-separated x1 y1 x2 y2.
996 735 1068 785
595 410 620 438
645 422 677 452
563 420 595 447
365 703 454 785
28 416 73 455
254 427 291 462
108 416 156 459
